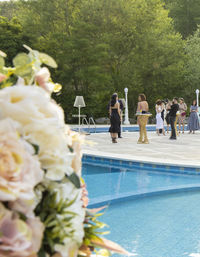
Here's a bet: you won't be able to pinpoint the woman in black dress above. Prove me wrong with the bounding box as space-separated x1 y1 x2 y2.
109 93 121 143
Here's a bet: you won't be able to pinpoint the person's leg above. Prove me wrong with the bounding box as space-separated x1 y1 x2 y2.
170 117 176 139
118 122 122 138
143 126 149 143
156 129 159 136
113 133 118 142
178 121 181 133
143 116 149 144
182 122 185 133
137 125 143 143
162 128 165 135
137 117 143 144
111 133 117 142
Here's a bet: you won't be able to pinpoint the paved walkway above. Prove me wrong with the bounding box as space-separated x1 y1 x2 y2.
83 131 200 167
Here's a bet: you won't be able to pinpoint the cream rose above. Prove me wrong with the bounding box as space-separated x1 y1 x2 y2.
0 86 75 180
0 119 43 213
0 85 64 127
0 203 44 257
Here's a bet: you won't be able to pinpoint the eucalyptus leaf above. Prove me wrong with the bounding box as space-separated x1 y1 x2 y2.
13 53 32 77
13 53 31 67
39 52 58 68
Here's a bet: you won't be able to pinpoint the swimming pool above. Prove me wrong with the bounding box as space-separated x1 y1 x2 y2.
72 125 172 133
82 155 200 257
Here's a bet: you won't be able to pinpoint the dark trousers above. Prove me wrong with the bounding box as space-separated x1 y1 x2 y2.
170 116 176 139
118 122 122 137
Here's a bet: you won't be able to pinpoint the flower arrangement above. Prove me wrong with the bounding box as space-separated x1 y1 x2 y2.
0 46 129 257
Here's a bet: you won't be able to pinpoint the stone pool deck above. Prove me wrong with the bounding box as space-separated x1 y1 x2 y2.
82 131 200 167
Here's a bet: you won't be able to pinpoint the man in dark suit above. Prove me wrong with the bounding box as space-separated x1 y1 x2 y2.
169 97 179 140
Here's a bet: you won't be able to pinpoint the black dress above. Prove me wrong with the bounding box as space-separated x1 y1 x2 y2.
109 108 120 133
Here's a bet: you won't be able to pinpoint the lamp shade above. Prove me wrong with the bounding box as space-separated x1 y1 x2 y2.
74 96 86 107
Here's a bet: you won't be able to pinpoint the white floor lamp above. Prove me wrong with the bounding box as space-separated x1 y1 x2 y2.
74 96 86 133
124 88 130 125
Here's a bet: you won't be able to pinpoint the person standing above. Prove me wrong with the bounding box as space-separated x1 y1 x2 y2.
137 94 149 144
165 99 172 133
159 100 166 134
169 97 179 140
118 99 124 138
156 100 165 136
109 93 121 143
187 100 200 134
178 98 187 133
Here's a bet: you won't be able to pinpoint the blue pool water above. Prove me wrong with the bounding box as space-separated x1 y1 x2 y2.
82 160 200 257
72 125 173 133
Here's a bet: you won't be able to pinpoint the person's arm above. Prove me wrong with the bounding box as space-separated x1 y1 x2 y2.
117 102 122 120
156 105 160 113
137 102 141 112
184 103 187 111
146 102 149 112
109 106 111 116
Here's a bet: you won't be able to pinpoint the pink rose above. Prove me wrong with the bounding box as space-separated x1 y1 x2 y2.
35 67 54 93
0 203 44 257
35 67 50 87
0 119 43 214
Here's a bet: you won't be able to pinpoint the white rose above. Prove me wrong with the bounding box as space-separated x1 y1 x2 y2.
0 85 75 180
0 85 65 127
23 121 75 180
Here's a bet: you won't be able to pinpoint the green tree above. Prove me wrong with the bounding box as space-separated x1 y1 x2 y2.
184 27 200 103
0 16 28 65
164 0 200 38
0 0 187 121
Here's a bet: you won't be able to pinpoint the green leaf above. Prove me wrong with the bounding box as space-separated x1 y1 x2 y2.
13 53 31 67
39 52 58 68
0 56 5 67
38 248 46 257
68 173 81 188
31 143 40 155
13 53 32 77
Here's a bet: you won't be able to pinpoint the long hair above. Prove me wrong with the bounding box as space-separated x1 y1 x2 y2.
139 94 146 101
192 100 197 106
110 93 118 107
156 99 162 105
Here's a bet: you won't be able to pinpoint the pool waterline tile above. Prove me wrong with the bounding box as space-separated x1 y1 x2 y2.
83 154 200 176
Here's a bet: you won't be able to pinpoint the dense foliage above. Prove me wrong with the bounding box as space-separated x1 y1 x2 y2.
164 0 200 39
0 0 199 122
